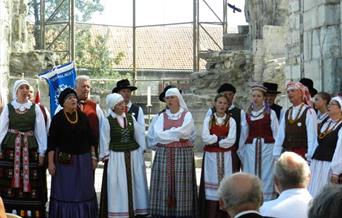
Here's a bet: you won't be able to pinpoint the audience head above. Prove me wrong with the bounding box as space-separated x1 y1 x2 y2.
274 152 311 192
75 75 91 100
218 172 263 217
308 184 342 218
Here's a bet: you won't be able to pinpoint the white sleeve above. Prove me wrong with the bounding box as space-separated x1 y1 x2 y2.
201 116 218 145
0 105 9 151
99 118 110 160
219 117 236 148
273 113 286 157
146 115 158 148
96 104 106 143
279 108 285 122
34 105 47 156
154 112 195 144
133 116 146 152
205 108 213 117
44 106 51 132
137 106 145 127
270 110 279 141
306 108 318 159
331 128 342 175
237 110 248 158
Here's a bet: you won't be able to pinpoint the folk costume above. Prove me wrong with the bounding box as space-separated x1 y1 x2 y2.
263 82 284 121
308 96 342 197
48 88 98 218
150 88 198 218
0 80 47 218
99 93 148 218
199 112 236 218
239 85 279 201
273 82 318 159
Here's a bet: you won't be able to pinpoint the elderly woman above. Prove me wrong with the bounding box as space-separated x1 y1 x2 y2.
149 87 198 217
238 84 278 201
99 93 148 218
47 88 98 218
308 96 342 197
0 79 47 216
199 93 236 218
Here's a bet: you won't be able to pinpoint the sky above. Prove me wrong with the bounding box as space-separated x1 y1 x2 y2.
90 0 247 32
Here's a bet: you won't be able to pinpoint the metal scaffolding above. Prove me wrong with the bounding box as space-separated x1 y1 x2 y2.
39 0 228 74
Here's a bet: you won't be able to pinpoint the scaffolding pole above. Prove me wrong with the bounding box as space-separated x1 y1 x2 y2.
193 0 200 72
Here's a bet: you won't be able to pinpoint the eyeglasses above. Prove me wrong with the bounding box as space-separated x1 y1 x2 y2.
328 102 340 107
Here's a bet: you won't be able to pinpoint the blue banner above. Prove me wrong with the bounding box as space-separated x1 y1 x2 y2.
38 62 77 115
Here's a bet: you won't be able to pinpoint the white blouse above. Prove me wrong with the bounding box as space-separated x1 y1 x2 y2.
152 108 195 145
0 100 47 156
99 111 146 160
201 113 236 148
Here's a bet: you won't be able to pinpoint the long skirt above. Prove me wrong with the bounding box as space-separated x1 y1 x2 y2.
49 152 98 218
0 147 47 218
198 152 231 218
150 146 198 218
308 159 332 197
242 141 275 201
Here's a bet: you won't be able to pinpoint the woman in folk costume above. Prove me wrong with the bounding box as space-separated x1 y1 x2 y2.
308 96 342 197
199 94 236 218
238 84 279 201
47 88 98 218
313 92 331 127
150 88 198 218
99 93 148 218
0 79 47 217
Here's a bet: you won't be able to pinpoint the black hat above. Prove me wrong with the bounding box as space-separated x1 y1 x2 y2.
299 78 318 96
159 85 176 102
58 88 77 106
112 79 137 93
217 83 236 94
263 82 281 94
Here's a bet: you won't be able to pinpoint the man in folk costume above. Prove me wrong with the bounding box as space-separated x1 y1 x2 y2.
273 81 318 160
112 79 145 126
206 83 246 172
263 82 284 121
99 93 148 218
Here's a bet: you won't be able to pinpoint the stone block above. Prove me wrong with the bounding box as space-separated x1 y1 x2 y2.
289 15 300 30
304 59 320 80
263 25 288 57
289 0 300 13
303 7 317 31
322 58 342 93
285 64 301 80
317 4 340 27
304 31 313 61
223 33 247 51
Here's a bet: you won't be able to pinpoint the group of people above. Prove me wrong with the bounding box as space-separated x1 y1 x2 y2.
0 75 341 218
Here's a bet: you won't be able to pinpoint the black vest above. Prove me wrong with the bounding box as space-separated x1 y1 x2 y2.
271 104 282 121
128 103 140 121
313 122 342 161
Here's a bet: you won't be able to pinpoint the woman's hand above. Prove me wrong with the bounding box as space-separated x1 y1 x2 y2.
48 162 56 176
38 156 45 166
92 159 98 170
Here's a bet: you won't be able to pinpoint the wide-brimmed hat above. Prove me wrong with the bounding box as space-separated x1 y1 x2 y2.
159 85 183 102
217 83 236 94
263 82 281 94
299 78 318 97
112 79 137 93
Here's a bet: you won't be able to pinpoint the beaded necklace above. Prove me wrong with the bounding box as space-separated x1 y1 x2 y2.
64 110 78 124
288 103 304 125
318 118 342 139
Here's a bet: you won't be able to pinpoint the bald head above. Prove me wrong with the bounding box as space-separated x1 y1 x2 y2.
218 173 263 216
274 152 310 191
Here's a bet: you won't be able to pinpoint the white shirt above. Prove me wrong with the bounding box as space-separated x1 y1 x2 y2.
235 210 262 218
202 113 236 148
0 100 47 156
153 108 195 145
99 111 146 160
273 104 318 159
260 188 312 218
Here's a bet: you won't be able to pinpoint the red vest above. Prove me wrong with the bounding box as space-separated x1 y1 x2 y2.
204 119 232 152
246 113 274 144
82 100 99 145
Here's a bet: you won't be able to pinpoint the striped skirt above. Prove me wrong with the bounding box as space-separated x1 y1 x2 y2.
150 145 198 217
0 147 47 218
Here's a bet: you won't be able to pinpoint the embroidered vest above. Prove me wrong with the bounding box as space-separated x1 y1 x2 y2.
204 116 231 152
246 113 274 144
108 115 139 152
283 107 309 149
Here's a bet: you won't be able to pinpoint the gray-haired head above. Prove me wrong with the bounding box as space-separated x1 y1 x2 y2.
308 184 342 218
218 172 263 216
274 152 310 191
75 75 90 88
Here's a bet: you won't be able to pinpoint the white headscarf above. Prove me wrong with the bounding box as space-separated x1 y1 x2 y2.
12 79 30 100
106 93 124 110
331 96 342 108
165 88 188 111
